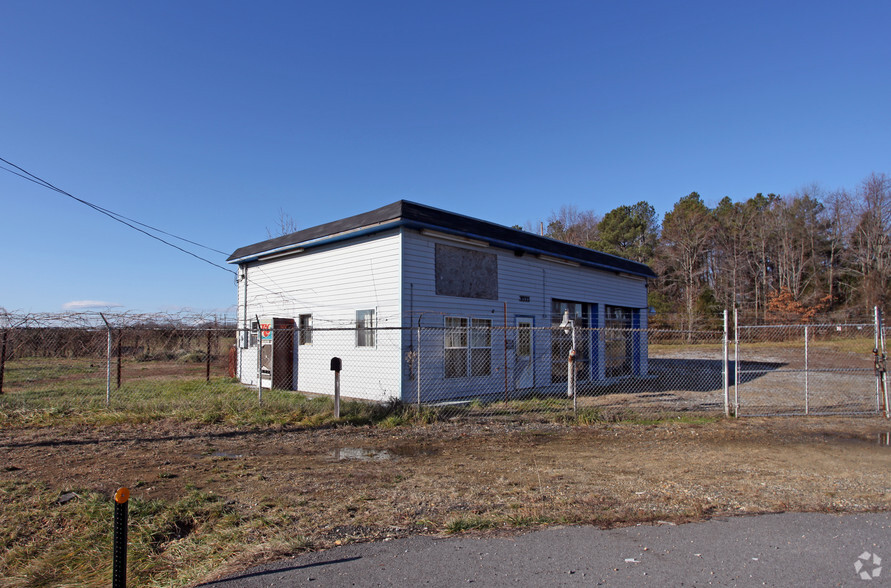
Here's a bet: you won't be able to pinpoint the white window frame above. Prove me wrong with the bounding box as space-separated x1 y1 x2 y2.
444 316 492 378
470 318 493 377
249 319 260 348
356 309 376 347
299 313 313 346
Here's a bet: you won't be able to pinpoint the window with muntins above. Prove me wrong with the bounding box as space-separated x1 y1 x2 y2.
298 314 312 345
444 317 492 378
470 318 492 376
356 309 375 347
444 317 468 378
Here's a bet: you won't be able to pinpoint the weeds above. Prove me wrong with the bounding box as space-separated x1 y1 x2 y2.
445 514 497 533
0 481 309 588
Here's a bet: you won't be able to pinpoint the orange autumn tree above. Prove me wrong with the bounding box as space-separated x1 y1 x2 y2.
766 287 832 323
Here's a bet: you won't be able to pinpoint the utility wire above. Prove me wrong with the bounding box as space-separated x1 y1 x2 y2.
1 162 226 254
0 156 235 274
0 157 321 311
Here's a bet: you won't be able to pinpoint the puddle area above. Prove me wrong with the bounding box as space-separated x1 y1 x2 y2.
195 451 243 460
329 445 440 461
820 432 891 448
331 448 394 461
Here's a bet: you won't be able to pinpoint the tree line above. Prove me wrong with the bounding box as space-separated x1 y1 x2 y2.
535 172 891 328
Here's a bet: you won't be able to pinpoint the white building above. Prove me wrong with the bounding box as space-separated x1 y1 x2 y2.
227 201 655 403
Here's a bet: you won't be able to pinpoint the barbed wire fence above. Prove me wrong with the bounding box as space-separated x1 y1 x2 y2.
1 310 889 422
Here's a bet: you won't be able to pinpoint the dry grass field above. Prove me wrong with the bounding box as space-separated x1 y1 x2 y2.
1 416 889 587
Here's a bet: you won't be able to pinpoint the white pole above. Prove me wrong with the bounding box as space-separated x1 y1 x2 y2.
100 313 111 408
723 309 729 417
804 325 809 415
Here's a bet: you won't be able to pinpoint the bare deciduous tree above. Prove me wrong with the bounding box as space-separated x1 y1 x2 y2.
544 205 600 247
266 208 299 238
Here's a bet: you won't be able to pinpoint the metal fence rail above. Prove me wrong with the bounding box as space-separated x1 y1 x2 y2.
1 311 889 421
734 323 879 416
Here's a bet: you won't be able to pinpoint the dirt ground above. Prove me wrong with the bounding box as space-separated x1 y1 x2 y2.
2 417 890 582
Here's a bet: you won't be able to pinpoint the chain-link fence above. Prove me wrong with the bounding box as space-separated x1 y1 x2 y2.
734 322 886 416
405 325 728 420
2 312 889 422
0 322 240 416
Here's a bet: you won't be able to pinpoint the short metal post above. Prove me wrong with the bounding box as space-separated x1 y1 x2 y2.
330 357 342 419
334 371 341 418
113 487 130 588
804 325 809 415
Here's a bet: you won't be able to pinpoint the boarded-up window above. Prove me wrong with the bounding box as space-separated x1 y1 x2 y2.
435 244 498 300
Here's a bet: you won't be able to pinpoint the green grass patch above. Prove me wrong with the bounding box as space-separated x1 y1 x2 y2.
0 480 310 588
445 514 498 533
0 368 405 427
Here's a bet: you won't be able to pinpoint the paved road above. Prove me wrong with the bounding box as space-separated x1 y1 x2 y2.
203 513 890 587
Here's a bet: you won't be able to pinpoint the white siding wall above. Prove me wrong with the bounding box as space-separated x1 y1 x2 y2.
402 229 649 399
236 230 402 402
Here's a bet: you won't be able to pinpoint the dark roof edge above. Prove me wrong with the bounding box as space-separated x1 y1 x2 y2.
227 200 656 278
226 201 404 262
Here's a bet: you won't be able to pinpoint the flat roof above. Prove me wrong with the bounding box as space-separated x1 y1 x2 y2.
227 200 656 279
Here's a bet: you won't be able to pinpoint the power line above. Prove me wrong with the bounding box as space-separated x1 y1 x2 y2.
0 156 235 274
0 156 324 312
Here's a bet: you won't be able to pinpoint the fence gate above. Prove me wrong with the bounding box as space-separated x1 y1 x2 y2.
734 315 885 416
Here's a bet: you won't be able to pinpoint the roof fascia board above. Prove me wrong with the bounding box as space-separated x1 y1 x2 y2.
229 214 653 279
227 219 402 264
402 220 653 279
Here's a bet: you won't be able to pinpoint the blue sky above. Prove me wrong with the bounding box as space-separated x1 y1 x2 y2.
2 0 888 315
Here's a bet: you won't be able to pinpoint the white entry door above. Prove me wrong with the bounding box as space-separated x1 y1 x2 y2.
515 317 535 389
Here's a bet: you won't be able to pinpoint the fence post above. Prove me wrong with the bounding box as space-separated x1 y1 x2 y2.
804 325 809 415
100 313 112 408
723 309 729 417
255 316 262 405
883 313 891 419
733 307 739 417
416 325 421 410
116 330 122 389
503 302 509 403
875 307 882 414
205 329 211 383
878 307 890 418
0 330 7 395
